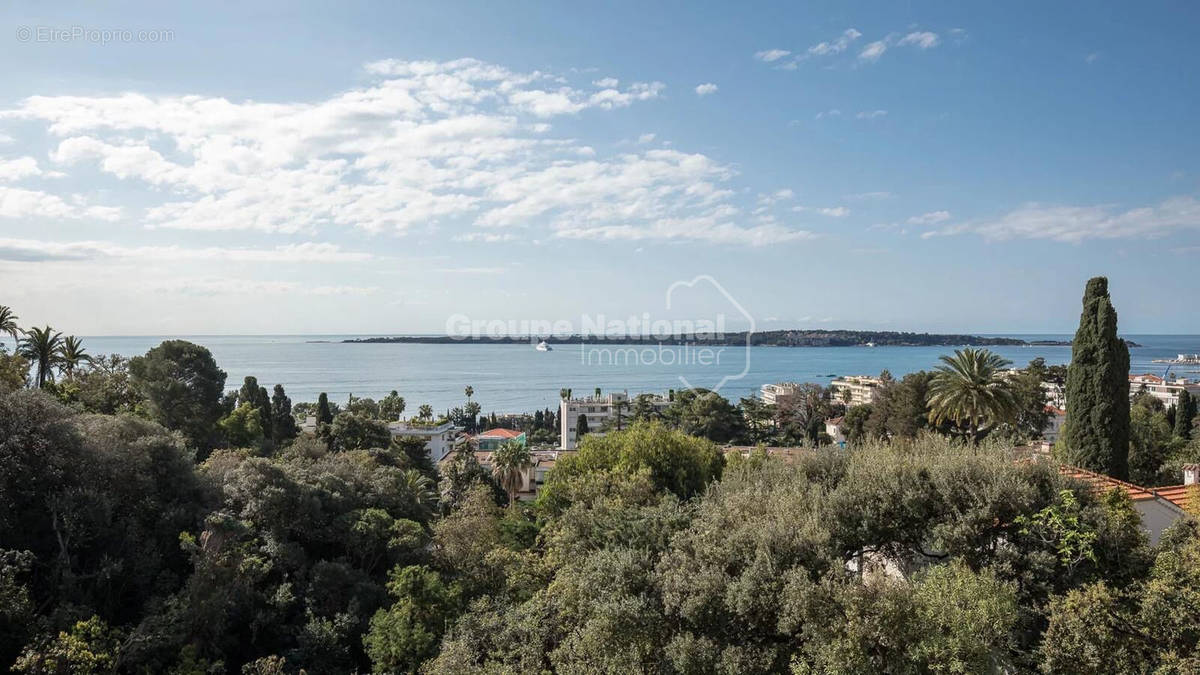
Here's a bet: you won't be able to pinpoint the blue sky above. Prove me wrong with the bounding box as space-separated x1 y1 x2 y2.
1 1 1197 335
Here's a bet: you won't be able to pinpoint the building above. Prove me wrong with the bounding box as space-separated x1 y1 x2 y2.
760 382 800 405
1059 465 1192 545
559 391 671 450
829 375 883 407
1042 381 1066 408
1042 406 1066 443
825 416 846 445
1129 374 1200 409
474 428 526 451
388 419 461 462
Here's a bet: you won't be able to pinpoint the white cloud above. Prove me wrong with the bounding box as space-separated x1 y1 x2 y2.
2 58 809 246
452 231 516 243
0 156 43 181
907 210 950 225
794 205 850 217
921 197 1200 242
637 133 657 144
898 31 940 49
814 109 841 120
694 83 718 96
859 40 889 62
147 278 379 296
0 186 121 221
845 191 894 200
0 238 374 263
1085 52 1100 64
807 28 862 56
856 110 888 119
755 49 791 62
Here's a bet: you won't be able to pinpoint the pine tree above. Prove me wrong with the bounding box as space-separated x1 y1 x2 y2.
317 392 333 425
1176 388 1196 440
271 384 298 445
1063 277 1130 479
256 385 272 435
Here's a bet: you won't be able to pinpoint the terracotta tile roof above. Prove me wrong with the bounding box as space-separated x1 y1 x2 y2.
1045 405 1066 416
827 416 844 425
1058 465 1158 502
1130 374 1165 383
1151 485 1197 512
476 428 524 439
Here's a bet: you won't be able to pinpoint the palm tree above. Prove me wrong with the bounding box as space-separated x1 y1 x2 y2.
400 469 437 510
464 385 474 400
491 439 532 506
57 335 91 377
927 348 1018 442
418 404 434 421
19 326 64 388
0 305 19 350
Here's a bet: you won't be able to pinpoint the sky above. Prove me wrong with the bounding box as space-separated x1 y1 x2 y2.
1 0 1198 335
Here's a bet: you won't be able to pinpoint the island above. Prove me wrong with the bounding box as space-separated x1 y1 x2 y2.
339 330 1078 347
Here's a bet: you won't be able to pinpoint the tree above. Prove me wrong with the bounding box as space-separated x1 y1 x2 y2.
56 336 90 378
0 351 28 392
464 386 473 400
317 392 334 426
927 348 1017 442
218 402 267 449
364 565 458 674
1063 277 1131 479
492 440 533 506
575 414 589 442
1129 401 1172 485
331 412 392 451
18 326 63 388
1175 388 1196 440
418 404 434 421
270 384 298 445
128 340 227 453
663 389 745 443
379 390 406 421
0 305 19 349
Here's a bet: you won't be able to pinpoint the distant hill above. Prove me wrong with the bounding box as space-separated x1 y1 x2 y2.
342 330 1063 347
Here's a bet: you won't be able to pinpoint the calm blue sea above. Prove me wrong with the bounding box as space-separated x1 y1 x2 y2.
71 335 1200 415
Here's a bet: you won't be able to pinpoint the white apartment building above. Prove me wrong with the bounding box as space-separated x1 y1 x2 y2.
388 419 461 462
1129 374 1200 409
559 391 671 450
760 382 800 405
829 375 883 407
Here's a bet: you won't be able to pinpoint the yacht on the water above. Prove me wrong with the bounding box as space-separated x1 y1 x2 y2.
536 340 552 352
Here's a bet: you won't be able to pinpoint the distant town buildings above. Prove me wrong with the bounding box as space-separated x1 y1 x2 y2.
760 382 800 406
1042 406 1066 443
829 375 883 407
1129 374 1200 409
559 390 671 450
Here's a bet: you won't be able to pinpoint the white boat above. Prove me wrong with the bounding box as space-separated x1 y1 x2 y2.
865 341 876 348
536 340 552 352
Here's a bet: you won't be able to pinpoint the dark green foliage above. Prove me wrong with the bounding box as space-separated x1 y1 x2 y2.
1064 277 1131 478
269 384 298 445
129 340 227 453
663 388 746 443
330 412 391 451
316 392 333 426
1176 388 1196 440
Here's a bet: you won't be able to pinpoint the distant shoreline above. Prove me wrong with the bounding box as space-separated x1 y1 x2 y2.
331 330 1114 348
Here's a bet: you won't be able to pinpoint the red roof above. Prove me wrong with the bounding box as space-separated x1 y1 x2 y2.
1059 465 1157 503
1131 374 1164 383
1045 405 1066 416
476 428 523 439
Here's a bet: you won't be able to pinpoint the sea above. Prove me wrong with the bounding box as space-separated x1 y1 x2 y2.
74 334 1200 415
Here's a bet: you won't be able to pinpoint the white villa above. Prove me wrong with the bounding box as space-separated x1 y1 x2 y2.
559 390 671 450
829 375 883 407
388 419 461 462
760 382 801 405
1129 374 1200 409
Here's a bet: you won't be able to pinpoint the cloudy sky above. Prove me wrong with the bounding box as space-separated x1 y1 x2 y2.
1 1 1198 335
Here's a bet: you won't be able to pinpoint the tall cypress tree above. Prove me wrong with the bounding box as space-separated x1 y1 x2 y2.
317 392 333 426
1063 277 1130 478
271 384 298 445
1176 388 1196 440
